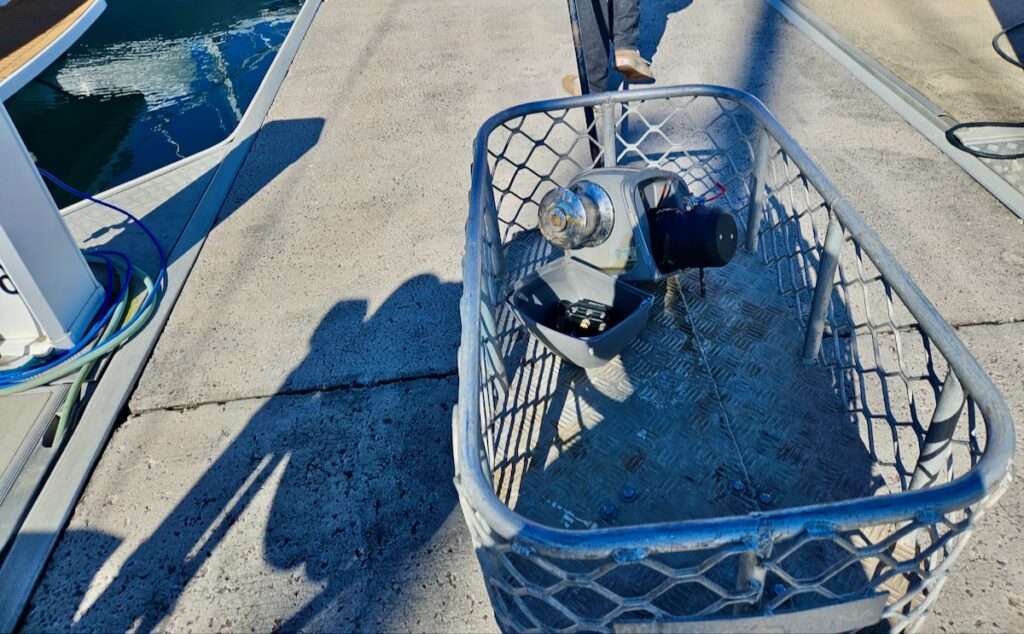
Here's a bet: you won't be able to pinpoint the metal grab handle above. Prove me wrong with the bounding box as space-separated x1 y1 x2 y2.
802 214 844 361
745 127 771 253
910 371 965 490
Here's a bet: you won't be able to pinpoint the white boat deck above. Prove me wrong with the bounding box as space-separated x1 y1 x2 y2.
0 0 105 100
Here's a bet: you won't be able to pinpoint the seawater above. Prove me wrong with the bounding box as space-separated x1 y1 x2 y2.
6 0 303 206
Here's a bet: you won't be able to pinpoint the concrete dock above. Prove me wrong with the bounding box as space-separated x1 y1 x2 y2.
800 0 1024 123
19 0 1024 631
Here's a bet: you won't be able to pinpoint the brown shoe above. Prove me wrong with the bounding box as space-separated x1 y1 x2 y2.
614 48 655 82
562 74 583 97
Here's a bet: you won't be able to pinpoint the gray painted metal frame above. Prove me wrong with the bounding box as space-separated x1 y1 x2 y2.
0 0 324 628
456 84 1015 632
763 0 1024 220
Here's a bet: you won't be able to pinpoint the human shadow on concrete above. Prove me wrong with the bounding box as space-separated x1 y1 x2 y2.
21 275 466 632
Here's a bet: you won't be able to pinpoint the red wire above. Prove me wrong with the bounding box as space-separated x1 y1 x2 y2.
658 180 726 207
704 181 727 203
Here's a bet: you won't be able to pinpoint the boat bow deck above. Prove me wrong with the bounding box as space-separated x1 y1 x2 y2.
0 0 104 99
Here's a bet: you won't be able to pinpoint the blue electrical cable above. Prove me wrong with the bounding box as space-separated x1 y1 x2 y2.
36 170 167 346
0 169 167 388
38 168 168 289
0 252 133 384
0 252 131 383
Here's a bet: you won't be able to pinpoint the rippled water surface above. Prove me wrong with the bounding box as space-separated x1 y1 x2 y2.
6 0 303 205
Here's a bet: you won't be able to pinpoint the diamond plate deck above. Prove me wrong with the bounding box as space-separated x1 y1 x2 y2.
493 231 881 532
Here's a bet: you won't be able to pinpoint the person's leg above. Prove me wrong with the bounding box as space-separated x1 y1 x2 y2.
575 0 612 93
612 0 640 50
612 0 654 82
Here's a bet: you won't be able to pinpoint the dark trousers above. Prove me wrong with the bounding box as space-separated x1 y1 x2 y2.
576 0 641 93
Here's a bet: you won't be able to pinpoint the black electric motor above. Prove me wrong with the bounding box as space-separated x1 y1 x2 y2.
647 204 738 272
